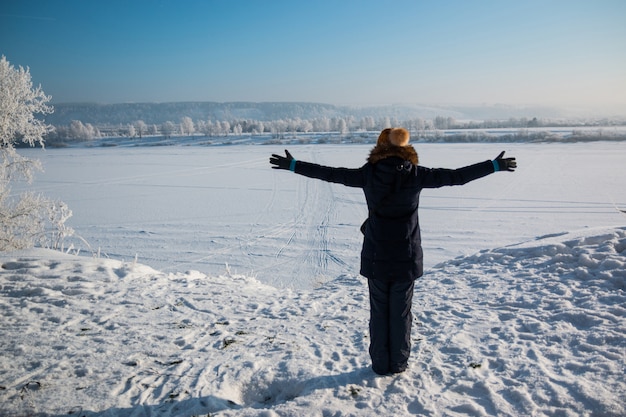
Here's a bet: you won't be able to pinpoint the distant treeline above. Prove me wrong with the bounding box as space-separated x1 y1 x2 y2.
43 115 626 145
37 101 625 144
46 101 578 126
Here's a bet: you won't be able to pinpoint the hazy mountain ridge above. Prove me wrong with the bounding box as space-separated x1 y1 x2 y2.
47 102 344 125
46 102 582 126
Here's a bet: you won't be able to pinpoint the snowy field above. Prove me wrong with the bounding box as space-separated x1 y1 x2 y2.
1 142 625 416
9 142 626 288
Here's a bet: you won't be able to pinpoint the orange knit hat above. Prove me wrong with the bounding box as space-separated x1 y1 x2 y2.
389 127 410 147
376 127 411 147
376 128 391 146
377 127 410 147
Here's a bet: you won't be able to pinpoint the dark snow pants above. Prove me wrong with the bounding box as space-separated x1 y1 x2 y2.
367 278 415 375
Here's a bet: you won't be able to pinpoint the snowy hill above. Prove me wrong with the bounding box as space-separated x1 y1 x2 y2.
1 227 624 416
46 102 571 126
47 102 344 126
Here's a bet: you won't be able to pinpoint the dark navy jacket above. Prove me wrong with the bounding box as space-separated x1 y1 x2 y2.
293 150 495 282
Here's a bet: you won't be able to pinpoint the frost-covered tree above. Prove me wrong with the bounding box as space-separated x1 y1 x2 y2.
0 56 53 149
412 118 426 132
180 116 195 136
220 121 231 136
161 121 175 138
434 116 451 130
196 120 208 136
134 120 147 138
0 55 74 250
298 119 313 133
337 118 348 134
127 124 136 138
68 120 99 141
312 117 331 132
269 119 287 137
360 116 375 131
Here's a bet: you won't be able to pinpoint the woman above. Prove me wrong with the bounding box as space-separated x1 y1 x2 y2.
270 128 516 375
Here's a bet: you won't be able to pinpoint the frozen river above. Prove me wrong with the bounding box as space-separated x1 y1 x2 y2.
16 141 626 288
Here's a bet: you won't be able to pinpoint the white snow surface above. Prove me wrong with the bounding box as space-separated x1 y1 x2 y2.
1 227 625 416
12 142 626 289
1 142 625 416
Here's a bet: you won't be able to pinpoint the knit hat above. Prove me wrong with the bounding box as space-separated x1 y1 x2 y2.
389 127 410 147
376 128 391 146
377 128 409 147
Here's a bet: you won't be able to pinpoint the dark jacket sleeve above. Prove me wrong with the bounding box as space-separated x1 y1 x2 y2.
293 161 366 188
417 160 495 188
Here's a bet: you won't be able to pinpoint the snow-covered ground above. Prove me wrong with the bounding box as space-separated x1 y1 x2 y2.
1 142 625 416
11 142 626 288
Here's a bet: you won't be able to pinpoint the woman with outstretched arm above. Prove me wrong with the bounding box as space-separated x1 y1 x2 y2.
270 127 517 375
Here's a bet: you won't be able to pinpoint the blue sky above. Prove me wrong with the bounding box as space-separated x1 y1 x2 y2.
2 0 625 110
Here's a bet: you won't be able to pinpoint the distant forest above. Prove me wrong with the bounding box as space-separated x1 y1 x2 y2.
43 101 626 144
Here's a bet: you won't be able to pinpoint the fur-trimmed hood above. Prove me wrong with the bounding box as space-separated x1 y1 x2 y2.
367 144 419 165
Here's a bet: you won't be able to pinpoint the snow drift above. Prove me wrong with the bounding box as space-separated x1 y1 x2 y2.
1 226 624 416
